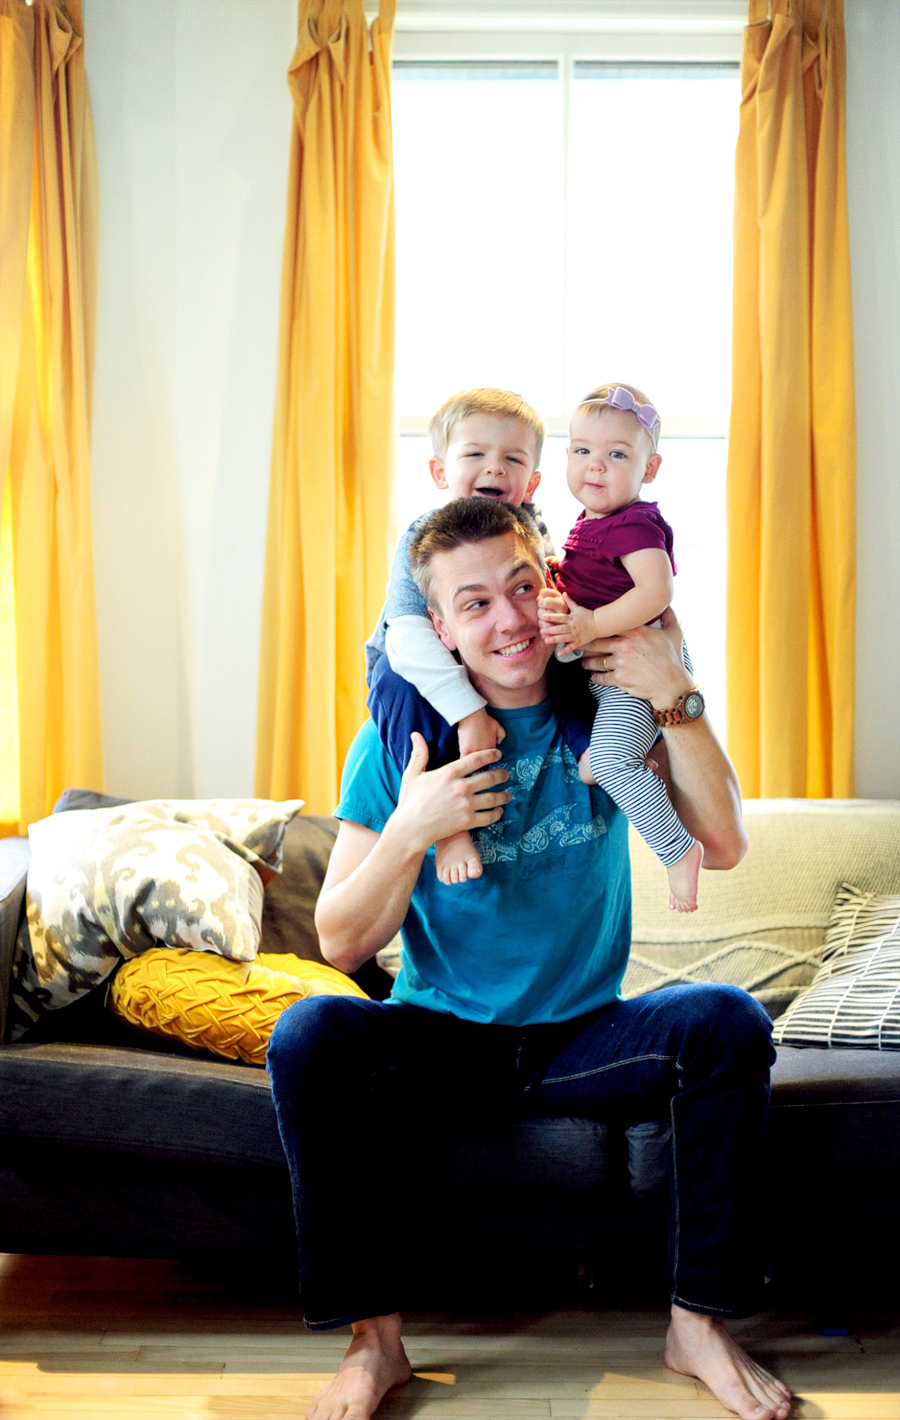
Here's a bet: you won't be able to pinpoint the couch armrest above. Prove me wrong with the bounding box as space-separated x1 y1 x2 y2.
0 838 30 1044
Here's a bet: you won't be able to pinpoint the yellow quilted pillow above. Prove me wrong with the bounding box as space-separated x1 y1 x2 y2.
108 949 368 1065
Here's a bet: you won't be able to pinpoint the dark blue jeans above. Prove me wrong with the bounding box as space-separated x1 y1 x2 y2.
267 984 775 1329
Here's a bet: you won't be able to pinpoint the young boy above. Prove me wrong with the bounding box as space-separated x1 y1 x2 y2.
365 388 586 886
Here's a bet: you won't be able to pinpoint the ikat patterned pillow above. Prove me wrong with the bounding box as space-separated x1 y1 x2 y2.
10 798 303 1038
772 884 900 1050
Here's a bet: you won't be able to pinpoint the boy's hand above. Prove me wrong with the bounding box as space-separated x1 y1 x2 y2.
457 706 506 756
538 587 596 656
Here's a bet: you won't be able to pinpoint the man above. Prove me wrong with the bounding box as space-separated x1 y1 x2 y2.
267 499 792 1420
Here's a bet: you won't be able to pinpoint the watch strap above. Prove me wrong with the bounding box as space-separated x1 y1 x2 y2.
652 687 704 728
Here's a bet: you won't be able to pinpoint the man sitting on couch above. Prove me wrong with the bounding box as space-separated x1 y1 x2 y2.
267 498 791 1420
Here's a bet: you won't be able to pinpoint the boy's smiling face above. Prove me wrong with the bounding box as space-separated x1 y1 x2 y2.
430 413 541 507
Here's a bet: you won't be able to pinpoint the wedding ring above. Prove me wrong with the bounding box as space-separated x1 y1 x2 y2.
601 654 610 673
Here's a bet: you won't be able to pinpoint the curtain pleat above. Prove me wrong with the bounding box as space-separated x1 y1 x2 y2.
726 0 855 797
255 0 396 814
0 0 103 834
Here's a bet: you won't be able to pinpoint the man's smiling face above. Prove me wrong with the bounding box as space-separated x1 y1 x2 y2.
427 532 553 708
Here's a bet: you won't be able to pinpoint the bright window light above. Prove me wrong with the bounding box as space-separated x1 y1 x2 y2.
567 65 739 417
393 64 565 415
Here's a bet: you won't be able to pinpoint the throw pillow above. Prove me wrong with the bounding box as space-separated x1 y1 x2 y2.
108 948 368 1065
12 797 303 1037
772 884 900 1049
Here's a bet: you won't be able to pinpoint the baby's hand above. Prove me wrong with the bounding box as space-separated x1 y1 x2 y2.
538 588 596 656
457 706 505 757
537 586 568 643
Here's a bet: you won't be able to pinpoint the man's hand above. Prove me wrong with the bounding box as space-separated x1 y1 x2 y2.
457 706 506 756
582 606 692 707
395 732 510 854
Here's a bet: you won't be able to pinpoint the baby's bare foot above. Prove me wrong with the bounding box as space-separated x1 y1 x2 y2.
665 1305 792 1420
306 1313 411 1420
435 830 483 886
667 840 704 912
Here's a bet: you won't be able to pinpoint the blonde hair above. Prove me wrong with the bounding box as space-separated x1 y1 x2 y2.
574 382 661 452
429 388 546 464
409 498 544 612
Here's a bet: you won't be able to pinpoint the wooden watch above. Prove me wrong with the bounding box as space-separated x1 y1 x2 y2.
651 686 705 728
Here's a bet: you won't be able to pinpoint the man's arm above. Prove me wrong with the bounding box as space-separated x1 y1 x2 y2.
314 734 510 973
582 609 747 871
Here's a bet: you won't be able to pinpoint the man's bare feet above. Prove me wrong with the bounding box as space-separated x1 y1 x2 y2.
667 839 704 912
434 829 483 885
306 1313 412 1420
665 1304 792 1420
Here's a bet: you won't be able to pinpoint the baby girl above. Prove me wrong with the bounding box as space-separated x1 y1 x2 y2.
538 383 704 911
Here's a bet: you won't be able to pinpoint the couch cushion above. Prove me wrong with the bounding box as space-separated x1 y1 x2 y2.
771 1042 900 1102
0 1042 285 1168
625 799 900 1017
770 1044 900 1170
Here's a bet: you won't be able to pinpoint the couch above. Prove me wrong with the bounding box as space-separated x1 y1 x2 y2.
1 793 899 1308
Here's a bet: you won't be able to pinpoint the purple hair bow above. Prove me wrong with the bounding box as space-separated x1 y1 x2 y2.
587 385 660 433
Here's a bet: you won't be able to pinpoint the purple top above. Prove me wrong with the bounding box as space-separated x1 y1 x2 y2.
556 501 676 611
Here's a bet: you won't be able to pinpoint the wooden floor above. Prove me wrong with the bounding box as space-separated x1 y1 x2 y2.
0 1255 897 1419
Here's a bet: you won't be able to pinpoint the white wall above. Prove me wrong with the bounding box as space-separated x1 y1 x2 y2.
87 0 295 799
846 0 900 796
86 0 900 800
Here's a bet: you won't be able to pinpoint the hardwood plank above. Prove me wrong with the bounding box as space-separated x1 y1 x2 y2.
1 1255 897 1420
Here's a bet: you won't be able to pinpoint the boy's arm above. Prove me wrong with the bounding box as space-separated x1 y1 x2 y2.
385 615 487 725
538 549 674 652
378 517 489 727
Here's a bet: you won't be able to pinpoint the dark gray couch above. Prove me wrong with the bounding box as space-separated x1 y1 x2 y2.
1 792 898 1309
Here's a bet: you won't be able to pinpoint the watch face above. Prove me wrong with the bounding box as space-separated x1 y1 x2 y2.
684 692 704 720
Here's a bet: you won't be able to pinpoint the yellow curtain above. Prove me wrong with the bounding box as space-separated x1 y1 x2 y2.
255 0 397 815
726 0 855 798
0 0 102 835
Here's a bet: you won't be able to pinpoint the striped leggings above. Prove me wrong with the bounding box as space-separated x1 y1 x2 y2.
587 646 696 867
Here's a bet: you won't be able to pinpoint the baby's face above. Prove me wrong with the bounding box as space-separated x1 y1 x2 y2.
566 407 660 519
430 413 541 506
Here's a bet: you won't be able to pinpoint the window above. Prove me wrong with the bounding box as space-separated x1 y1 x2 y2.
392 44 740 728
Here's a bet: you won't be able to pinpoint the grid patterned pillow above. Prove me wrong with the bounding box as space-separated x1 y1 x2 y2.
772 884 900 1050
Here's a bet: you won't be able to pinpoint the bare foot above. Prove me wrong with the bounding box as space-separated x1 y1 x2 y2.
667 840 704 912
665 1305 792 1419
307 1313 412 1420
434 829 483 885
578 749 596 786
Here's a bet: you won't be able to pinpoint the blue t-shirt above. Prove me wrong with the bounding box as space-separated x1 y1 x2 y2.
335 700 631 1026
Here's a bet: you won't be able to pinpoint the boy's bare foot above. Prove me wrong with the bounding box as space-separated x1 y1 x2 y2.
306 1313 412 1420
578 749 596 786
665 1305 792 1420
667 839 704 912
434 829 483 885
